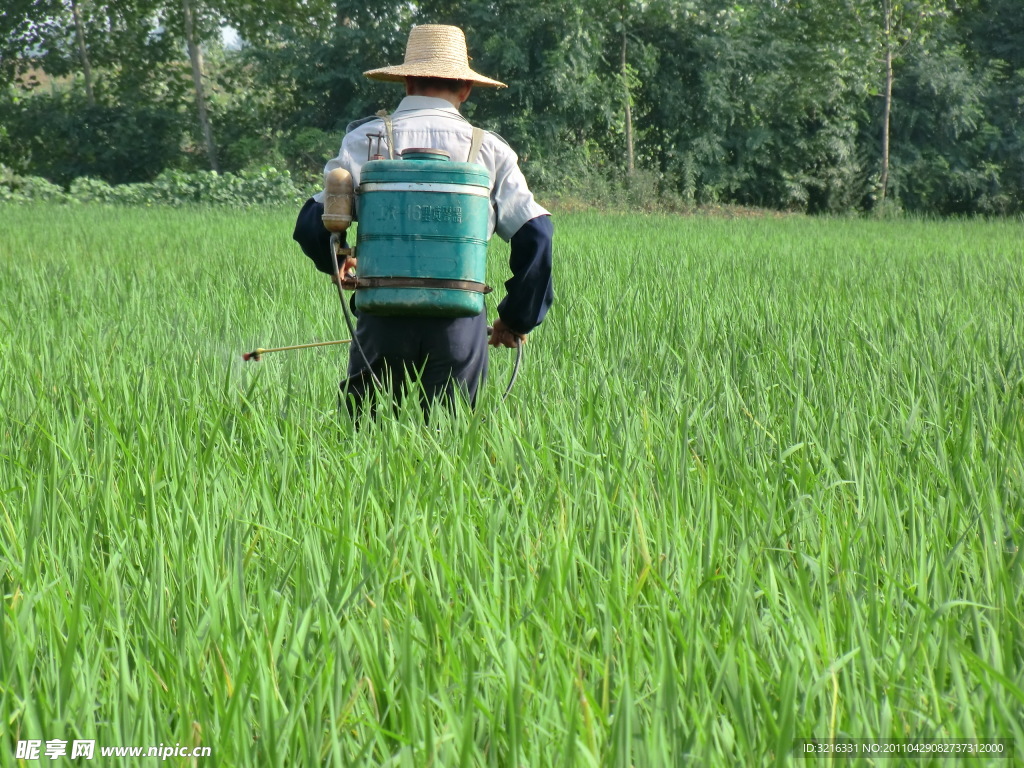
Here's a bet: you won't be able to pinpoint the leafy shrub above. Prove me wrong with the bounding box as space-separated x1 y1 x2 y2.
0 166 307 208
69 176 119 204
281 128 339 177
136 167 306 206
0 165 69 203
524 144 693 213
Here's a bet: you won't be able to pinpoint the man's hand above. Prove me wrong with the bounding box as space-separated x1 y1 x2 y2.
489 317 527 348
331 256 358 290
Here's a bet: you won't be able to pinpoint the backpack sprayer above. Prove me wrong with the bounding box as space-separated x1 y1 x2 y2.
242 150 522 398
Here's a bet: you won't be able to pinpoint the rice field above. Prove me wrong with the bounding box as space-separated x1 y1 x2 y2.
1 205 1022 766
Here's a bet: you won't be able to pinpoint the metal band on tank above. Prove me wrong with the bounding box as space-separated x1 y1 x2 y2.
358 182 490 196
358 233 488 246
355 277 492 294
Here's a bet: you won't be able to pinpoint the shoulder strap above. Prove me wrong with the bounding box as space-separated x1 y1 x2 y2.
467 127 485 164
372 109 480 163
376 109 396 160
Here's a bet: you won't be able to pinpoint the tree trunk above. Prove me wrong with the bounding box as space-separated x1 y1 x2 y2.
70 0 95 106
879 1 893 206
182 0 219 171
621 14 634 176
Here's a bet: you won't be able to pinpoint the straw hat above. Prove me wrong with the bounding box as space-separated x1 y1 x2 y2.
363 24 506 88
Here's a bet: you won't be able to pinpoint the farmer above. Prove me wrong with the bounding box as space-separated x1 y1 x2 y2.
293 24 553 414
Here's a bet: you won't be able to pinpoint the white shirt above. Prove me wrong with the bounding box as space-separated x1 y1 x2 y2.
316 95 549 242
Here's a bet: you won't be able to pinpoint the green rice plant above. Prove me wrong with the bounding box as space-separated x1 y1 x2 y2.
1 205 1022 766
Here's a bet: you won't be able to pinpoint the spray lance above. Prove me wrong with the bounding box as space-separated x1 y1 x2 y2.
241 168 363 365
241 339 352 362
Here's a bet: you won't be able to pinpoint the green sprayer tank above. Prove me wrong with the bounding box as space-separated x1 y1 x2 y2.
355 148 491 317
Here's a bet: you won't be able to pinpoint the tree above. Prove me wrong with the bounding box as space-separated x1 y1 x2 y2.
1 0 84 89
854 0 948 208
2 0 1022 213
615 0 644 175
961 0 1024 212
69 0 96 104
180 0 218 170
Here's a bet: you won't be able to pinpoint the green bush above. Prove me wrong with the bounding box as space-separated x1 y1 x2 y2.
68 176 119 204
0 166 307 208
0 165 69 203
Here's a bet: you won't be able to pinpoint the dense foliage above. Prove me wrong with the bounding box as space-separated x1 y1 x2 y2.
1 0 1022 214
0 164 304 206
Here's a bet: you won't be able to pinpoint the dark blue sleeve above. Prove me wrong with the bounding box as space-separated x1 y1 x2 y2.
497 214 554 335
293 197 347 275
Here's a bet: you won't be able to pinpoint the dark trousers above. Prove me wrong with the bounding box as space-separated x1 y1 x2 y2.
340 311 489 416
